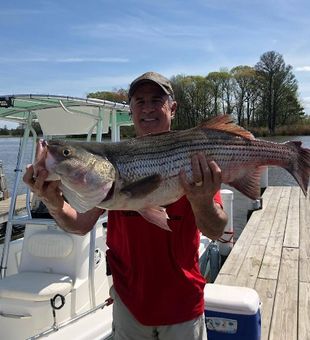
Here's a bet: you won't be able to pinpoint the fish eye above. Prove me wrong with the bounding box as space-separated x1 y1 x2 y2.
62 148 71 157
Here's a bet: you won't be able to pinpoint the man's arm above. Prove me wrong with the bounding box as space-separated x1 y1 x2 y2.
179 153 228 240
23 165 103 235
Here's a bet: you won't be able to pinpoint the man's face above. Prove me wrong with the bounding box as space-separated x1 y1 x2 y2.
130 82 176 136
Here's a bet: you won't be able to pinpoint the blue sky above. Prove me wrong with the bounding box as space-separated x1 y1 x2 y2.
1 0 310 128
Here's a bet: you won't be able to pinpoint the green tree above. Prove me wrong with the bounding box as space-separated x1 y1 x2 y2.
217 69 234 115
0 125 10 135
255 51 301 134
171 75 213 129
231 66 259 126
206 72 223 116
170 75 193 129
87 89 128 103
10 126 24 136
32 122 43 136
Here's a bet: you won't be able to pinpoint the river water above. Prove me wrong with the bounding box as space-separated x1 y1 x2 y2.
1 135 310 239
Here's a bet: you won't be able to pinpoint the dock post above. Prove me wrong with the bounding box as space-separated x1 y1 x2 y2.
260 167 268 195
218 189 234 257
247 167 268 220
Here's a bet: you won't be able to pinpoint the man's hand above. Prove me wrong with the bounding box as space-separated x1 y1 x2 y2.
179 152 222 205
23 164 64 214
23 163 102 235
179 153 227 239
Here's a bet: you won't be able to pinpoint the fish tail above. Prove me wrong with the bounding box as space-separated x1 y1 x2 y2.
286 141 310 196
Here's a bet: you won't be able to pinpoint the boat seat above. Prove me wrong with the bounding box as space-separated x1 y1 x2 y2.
0 272 72 301
25 230 73 258
18 226 86 280
0 227 76 302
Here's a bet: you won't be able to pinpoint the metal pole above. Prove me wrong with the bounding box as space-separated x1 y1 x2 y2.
25 127 37 217
0 113 32 278
26 298 112 340
87 108 104 309
110 109 118 142
0 160 9 200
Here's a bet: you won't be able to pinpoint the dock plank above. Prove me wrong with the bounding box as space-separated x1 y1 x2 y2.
299 282 310 340
269 247 299 340
299 191 310 283
283 187 300 248
0 194 28 224
255 278 277 340
251 186 284 247
258 187 290 280
219 187 274 277
215 273 237 285
215 186 309 340
234 244 265 288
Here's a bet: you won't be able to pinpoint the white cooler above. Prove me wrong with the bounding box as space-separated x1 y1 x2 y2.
204 284 261 340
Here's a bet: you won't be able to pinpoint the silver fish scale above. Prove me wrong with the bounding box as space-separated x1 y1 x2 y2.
44 120 309 215
40 114 310 220
107 129 296 184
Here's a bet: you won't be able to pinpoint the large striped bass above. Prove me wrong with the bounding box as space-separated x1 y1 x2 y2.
35 115 310 230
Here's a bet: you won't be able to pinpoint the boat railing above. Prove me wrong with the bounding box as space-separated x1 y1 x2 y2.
25 297 113 340
0 95 133 338
0 113 37 279
0 160 9 201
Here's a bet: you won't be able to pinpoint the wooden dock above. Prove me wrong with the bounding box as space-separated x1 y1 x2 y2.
0 194 28 224
215 186 310 340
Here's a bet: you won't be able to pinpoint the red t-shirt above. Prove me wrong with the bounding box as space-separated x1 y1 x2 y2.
106 192 222 326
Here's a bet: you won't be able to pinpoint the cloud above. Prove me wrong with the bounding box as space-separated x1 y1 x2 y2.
295 66 310 72
0 9 43 15
73 22 207 40
56 57 128 63
302 97 310 107
0 57 128 64
0 74 135 98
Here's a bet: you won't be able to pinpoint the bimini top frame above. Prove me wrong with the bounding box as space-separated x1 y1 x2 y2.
0 94 132 139
0 95 132 310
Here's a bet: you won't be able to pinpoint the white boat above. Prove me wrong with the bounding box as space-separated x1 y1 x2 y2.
0 95 132 339
0 94 242 340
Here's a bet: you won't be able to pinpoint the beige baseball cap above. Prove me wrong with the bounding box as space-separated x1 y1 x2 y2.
128 71 174 101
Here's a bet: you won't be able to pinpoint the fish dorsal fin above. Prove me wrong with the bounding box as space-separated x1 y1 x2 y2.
199 115 255 140
120 174 162 198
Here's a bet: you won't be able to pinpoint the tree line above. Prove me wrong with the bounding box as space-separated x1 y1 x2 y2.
88 51 307 135
1 51 308 137
0 125 24 136
170 51 305 134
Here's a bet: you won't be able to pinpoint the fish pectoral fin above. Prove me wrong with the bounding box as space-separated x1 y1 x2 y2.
228 167 266 200
120 174 162 198
138 207 171 231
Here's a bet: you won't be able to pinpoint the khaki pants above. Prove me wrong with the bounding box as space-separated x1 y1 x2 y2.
110 286 208 340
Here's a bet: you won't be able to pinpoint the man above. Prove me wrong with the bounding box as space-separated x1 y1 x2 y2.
23 71 227 340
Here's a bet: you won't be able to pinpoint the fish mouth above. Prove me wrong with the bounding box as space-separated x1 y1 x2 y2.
42 139 49 147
